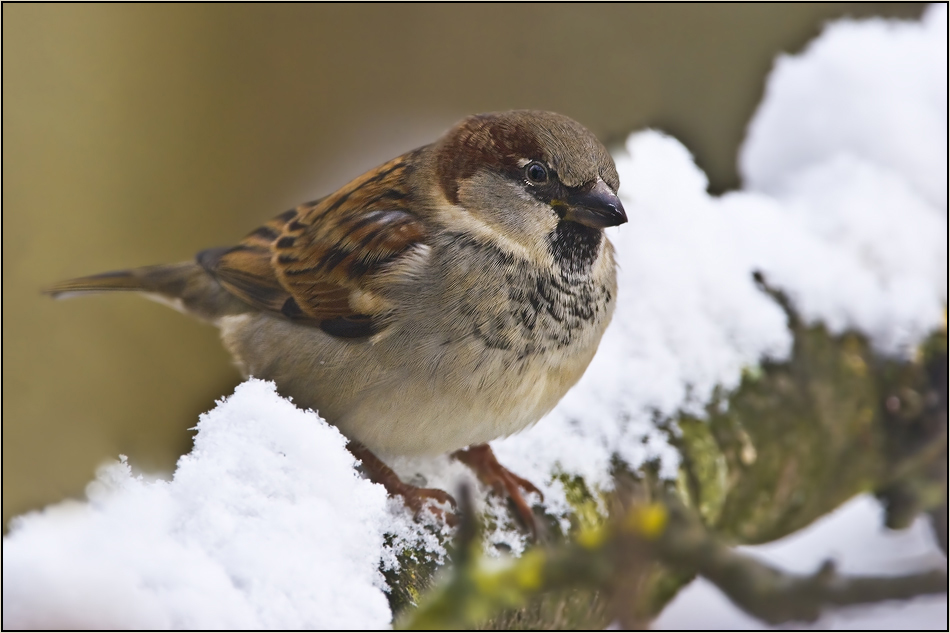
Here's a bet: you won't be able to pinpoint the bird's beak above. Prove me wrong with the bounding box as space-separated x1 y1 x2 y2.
558 180 627 229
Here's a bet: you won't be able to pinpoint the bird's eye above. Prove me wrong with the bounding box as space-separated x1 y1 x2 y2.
525 162 549 184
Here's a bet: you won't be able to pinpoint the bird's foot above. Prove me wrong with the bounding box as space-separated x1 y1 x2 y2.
348 442 458 526
453 443 543 537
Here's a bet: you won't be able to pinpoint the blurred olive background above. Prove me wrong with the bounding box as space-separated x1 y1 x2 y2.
3 4 925 527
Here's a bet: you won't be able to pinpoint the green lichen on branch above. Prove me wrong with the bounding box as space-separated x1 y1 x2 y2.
677 317 947 545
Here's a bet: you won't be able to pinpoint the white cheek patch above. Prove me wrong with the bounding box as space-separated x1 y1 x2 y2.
436 202 539 263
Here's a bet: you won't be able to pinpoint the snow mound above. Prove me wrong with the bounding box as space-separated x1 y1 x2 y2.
741 3 947 211
2 380 392 630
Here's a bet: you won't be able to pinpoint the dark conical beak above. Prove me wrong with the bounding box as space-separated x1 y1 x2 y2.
558 180 627 229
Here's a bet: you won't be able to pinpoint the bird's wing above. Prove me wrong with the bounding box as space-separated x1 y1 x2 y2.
198 152 427 338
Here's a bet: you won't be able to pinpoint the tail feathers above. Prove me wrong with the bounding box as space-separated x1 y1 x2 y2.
45 262 251 323
44 263 200 299
45 269 162 298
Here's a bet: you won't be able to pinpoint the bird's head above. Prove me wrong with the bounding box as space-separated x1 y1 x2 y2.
432 110 626 270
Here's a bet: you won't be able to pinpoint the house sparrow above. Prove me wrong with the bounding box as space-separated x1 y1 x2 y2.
47 110 626 530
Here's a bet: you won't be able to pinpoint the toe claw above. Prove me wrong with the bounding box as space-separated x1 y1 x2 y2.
348 441 458 527
453 443 543 537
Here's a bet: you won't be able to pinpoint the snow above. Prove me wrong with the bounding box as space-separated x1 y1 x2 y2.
740 4 948 212
3 5 947 630
739 2 947 349
2 380 393 630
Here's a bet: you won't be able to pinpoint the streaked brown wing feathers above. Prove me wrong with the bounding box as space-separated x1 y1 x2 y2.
200 153 425 329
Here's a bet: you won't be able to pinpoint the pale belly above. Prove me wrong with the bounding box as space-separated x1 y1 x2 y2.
336 340 598 456
218 310 604 457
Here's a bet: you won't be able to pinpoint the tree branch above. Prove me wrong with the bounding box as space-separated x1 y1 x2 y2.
399 497 947 630
654 501 948 626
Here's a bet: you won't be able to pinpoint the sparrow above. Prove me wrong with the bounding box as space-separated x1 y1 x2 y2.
47 110 627 531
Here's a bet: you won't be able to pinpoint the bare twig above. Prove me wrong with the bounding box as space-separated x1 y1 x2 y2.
654 501 948 625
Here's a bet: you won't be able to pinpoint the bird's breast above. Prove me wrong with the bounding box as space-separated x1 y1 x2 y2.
399 235 617 436
431 231 617 361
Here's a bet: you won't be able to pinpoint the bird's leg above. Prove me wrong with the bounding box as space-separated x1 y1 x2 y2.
347 441 458 526
453 443 543 536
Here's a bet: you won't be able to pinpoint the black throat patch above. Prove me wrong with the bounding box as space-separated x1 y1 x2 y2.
548 221 603 276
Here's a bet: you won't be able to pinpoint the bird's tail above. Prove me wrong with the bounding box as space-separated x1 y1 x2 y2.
45 266 177 297
45 262 249 323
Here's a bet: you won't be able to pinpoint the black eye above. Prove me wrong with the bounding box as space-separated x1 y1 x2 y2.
525 161 548 184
